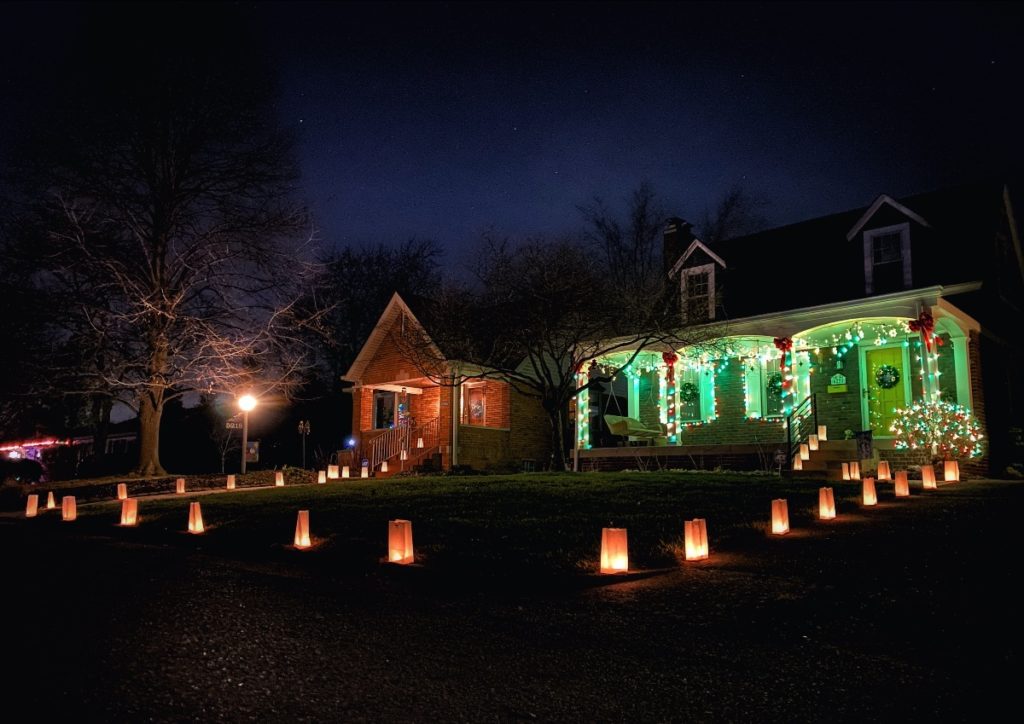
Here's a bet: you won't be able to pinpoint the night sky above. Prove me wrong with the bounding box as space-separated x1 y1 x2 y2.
3 1 1023 265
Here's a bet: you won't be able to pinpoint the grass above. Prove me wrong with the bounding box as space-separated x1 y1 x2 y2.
27 470 900 579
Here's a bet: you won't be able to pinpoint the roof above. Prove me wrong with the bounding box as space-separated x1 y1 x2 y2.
342 292 443 384
702 179 1014 318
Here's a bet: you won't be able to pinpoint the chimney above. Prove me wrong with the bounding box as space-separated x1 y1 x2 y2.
663 217 695 275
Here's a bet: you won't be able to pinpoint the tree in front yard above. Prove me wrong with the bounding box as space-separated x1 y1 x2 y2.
2 6 328 475
891 400 984 461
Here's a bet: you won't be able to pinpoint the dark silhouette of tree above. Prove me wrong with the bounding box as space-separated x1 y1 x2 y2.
697 185 767 244
2 6 328 475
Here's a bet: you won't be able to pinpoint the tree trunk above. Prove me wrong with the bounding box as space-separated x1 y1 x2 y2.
136 391 166 476
544 399 572 471
91 395 112 464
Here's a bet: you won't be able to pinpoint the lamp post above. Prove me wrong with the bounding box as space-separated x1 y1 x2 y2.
238 394 257 474
298 419 310 469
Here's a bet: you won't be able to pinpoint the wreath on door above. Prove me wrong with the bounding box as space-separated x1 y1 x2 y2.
679 382 700 403
875 364 900 389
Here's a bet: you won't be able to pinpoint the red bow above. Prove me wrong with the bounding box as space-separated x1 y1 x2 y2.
662 351 678 366
773 337 792 353
908 312 935 351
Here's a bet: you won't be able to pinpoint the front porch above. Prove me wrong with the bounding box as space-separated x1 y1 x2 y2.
574 288 983 472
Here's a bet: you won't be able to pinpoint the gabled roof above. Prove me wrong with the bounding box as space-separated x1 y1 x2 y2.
708 179 1012 318
845 193 931 240
342 292 443 384
668 238 727 277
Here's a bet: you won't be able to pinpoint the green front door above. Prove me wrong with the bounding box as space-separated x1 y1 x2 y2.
865 346 907 437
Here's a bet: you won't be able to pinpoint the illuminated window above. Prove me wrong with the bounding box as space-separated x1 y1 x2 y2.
762 357 784 418
373 390 396 429
461 382 487 425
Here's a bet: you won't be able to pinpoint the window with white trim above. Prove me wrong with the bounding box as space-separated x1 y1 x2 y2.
678 365 717 423
864 223 912 295
681 264 715 322
744 356 784 419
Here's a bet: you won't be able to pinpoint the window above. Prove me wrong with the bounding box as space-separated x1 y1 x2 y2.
373 390 396 429
679 368 703 422
461 383 487 426
682 264 715 322
762 357 784 418
863 223 911 295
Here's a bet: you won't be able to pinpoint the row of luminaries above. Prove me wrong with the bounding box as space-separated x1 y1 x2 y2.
24 495 416 563
25 461 957 573
599 463 960 574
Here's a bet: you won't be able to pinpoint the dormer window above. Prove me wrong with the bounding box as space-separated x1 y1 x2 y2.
863 223 911 295
682 264 715 322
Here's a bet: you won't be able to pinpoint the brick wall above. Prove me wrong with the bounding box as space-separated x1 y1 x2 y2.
509 388 551 469
966 329 989 476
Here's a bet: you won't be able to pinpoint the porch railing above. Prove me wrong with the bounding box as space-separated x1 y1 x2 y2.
786 393 817 469
368 415 441 472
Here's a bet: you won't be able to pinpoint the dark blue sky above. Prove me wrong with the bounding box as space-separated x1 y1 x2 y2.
4 2 1023 263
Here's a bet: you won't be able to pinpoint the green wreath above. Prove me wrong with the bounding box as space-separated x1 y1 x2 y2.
766 372 783 398
875 364 900 389
679 382 700 403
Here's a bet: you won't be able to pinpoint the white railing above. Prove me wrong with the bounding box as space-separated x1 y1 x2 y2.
369 416 441 472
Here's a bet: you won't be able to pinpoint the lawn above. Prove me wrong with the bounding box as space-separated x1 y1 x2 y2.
24 471 875 578
5 471 1021 720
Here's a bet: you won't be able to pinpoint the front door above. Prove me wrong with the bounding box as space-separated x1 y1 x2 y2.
864 346 907 437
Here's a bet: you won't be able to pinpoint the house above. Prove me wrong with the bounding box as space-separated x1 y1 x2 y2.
342 293 551 474
577 180 1024 476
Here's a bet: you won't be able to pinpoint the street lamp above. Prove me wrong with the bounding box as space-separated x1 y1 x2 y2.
238 394 258 474
298 419 311 469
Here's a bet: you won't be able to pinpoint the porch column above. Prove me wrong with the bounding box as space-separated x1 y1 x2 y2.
951 335 973 408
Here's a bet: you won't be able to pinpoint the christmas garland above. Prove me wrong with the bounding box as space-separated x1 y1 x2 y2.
874 364 900 389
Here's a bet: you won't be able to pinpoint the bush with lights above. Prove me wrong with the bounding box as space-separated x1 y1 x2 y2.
890 400 983 461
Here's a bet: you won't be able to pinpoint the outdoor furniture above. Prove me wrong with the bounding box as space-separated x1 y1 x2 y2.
603 415 667 446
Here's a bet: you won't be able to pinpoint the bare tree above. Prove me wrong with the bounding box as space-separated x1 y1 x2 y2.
4 7 329 475
394 185 711 470
697 185 767 244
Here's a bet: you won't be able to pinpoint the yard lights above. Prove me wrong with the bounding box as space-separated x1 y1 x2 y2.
187 502 204 534
877 461 891 481
862 477 877 506
849 461 861 480
417 437 424 449
894 471 910 497
361 466 369 479
944 460 960 482
62 496 77 521
26 494 38 518
799 443 810 461
294 510 311 549
388 519 414 564
327 465 339 479
818 487 836 519
46 491 55 509
684 518 709 560
771 499 790 535
817 425 828 441
275 471 284 487
841 463 850 481
381 460 389 473
317 470 326 484
921 465 937 489
117 483 128 500
808 434 819 451
342 466 350 479
227 474 236 490
599 527 629 573
120 499 138 526
176 477 186 494
792 454 803 471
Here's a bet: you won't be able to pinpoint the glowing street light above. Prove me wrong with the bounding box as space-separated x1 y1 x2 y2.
238 394 258 474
